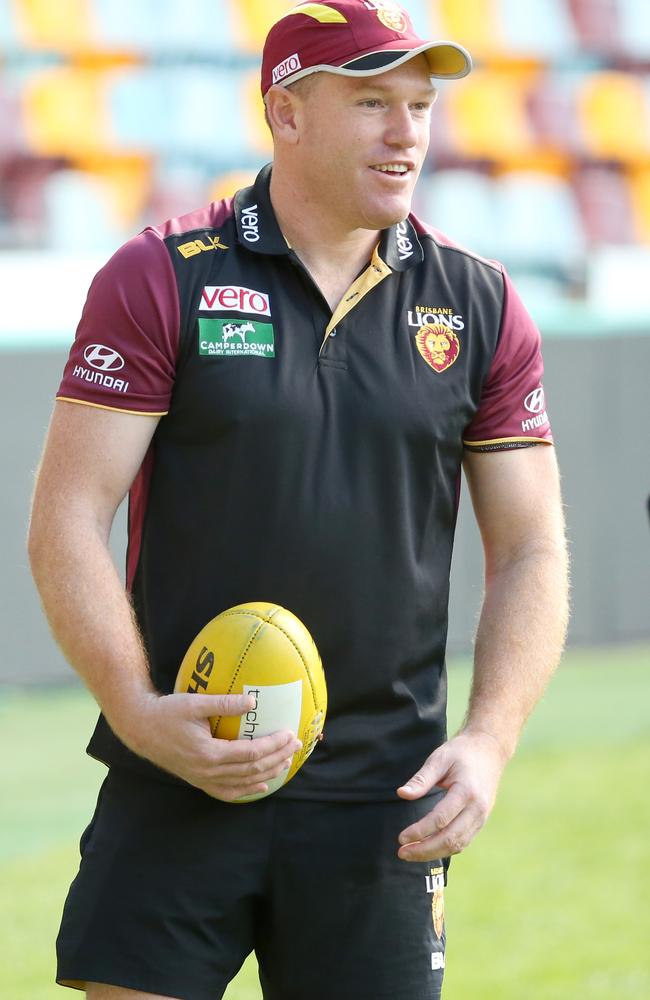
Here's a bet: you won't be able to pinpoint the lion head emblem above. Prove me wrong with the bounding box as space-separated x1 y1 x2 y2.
373 2 408 33
415 324 460 373
432 884 445 939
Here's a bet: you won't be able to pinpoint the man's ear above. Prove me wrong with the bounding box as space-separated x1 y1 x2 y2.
265 85 302 143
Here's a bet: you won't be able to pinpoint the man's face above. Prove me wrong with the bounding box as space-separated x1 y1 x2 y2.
288 55 436 231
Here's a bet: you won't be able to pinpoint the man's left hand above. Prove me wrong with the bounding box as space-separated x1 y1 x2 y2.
396 730 508 861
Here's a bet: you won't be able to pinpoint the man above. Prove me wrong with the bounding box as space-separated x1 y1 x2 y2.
29 3 569 998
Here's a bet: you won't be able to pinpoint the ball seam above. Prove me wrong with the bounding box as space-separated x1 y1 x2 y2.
210 608 322 735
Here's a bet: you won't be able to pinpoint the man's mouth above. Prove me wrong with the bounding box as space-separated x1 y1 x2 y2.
369 163 411 175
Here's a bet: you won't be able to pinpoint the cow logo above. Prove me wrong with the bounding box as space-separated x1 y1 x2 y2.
83 344 125 372
198 317 275 358
524 387 545 414
415 325 460 373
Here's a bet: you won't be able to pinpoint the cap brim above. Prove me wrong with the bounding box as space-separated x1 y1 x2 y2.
341 41 472 80
268 39 472 93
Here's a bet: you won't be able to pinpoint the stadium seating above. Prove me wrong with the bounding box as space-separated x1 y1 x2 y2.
574 167 637 245
498 0 578 59
577 71 650 161
416 169 497 259
437 0 502 58
567 0 620 55
618 0 650 59
3 0 650 297
494 170 586 272
42 168 123 251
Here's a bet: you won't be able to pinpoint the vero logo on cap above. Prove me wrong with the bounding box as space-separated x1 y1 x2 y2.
272 52 302 84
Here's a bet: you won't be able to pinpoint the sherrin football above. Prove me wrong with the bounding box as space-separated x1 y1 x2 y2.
174 602 327 800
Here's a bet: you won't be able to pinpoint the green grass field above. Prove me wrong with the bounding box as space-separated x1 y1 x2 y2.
1 645 649 999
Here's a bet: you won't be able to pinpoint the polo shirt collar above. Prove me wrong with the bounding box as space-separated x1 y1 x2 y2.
234 164 288 255
234 163 424 270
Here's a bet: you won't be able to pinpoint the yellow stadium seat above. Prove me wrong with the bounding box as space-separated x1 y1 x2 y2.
14 0 92 51
209 170 259 205
438 0 503 58
628 168 650 243
444 69 534 160
578 73 650 162
74 156 152 227
242 70 274 156
234 0 296 53
22 67 107 157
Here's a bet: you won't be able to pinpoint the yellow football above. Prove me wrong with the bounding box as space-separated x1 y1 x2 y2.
174 602 327 801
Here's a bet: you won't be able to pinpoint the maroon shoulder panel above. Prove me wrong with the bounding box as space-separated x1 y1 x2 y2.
56 198 234 414
463 269 553 447
412 216 553 448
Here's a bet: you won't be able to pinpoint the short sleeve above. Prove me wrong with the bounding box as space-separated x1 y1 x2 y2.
56 228 180 414
463 269 553 451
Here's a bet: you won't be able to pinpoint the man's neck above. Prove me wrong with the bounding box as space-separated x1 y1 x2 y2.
270 167 380 310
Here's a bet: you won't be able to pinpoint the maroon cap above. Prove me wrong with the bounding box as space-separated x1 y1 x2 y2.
261 1 471 97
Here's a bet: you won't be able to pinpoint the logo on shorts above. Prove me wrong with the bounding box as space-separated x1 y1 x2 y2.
425 866 445 941
83 344 125 372
198 318 275 357
415 325 460 374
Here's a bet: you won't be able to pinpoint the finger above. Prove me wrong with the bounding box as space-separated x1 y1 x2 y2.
205 781 270 802
397 750 449 800
398 785 468 847
210 749 296 785
398 805 484 862
214 730 300 765
181 692 257 718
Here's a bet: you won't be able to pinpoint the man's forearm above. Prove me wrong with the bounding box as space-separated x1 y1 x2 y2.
462 540 569 759
29 513 155 744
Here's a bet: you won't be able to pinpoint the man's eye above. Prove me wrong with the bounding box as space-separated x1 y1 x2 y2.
361 99 381 108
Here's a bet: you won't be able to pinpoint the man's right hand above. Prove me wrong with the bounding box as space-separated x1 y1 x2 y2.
115 691 302 801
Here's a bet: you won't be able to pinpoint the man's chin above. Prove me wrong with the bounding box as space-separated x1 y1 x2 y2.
360 197 414 231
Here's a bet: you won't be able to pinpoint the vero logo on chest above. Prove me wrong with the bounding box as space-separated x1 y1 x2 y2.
200 285 271 317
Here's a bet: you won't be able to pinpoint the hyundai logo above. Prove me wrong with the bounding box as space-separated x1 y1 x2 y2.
524 387 545 414
83 344 125 372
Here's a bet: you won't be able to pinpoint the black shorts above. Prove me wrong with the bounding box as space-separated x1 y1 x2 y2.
57 769 449 1000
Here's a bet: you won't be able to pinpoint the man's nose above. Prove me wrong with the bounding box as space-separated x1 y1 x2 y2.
384 104 419 147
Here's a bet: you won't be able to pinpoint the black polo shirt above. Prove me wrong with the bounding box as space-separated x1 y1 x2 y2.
58 164 552 800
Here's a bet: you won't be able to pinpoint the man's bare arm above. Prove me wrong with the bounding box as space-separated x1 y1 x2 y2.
397 444 569 860
28 401 300 799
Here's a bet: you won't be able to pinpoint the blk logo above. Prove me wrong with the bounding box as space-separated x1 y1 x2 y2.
83 344 125 372
524 387 545 414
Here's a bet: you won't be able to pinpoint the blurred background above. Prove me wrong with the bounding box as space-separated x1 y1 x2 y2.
1 0 648 678
0 1 648 998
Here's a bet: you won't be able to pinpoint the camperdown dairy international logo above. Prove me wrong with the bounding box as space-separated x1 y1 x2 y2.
198 317 275 358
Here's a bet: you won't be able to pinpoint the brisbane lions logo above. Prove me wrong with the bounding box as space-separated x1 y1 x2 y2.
375 4 408 33
415 324 460 374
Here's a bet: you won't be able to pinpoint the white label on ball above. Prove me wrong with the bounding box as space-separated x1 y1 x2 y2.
239 681 302 741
